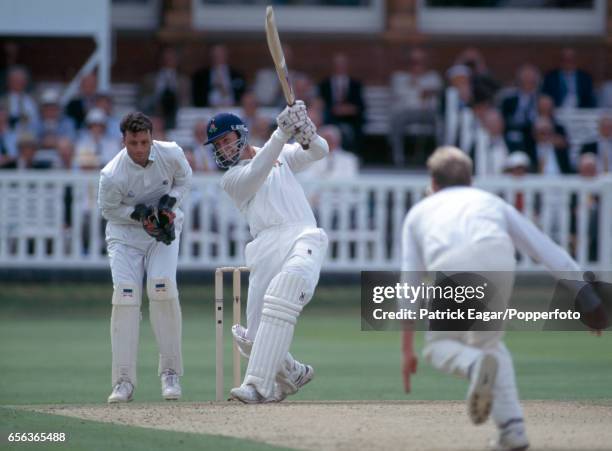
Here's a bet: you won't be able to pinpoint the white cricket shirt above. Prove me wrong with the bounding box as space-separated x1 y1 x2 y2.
98 140 192 242
221 129 329 238
401 186 580 273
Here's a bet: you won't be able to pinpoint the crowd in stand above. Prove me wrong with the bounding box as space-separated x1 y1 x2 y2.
1 43 611 182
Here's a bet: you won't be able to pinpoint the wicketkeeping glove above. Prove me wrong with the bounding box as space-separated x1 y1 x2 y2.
156 195 177 245
130 204 163 240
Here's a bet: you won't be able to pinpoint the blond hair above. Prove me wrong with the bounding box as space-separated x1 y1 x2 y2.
427 146 473 188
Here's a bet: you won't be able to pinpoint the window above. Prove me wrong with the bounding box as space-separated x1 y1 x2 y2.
418 0 605 35
193 0 384 33
112 0 161 30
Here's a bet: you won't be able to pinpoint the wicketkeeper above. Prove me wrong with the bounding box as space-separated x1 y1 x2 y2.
206 101 329 403
98 112 192 403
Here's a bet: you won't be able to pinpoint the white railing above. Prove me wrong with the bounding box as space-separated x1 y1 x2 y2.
0 172 610 272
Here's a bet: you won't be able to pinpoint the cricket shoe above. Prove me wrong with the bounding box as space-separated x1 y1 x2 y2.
490 419 529 451
107 380 134 404
230 384 269 404
161 369 182 400
229 383 287 404
276 362 315 401
467 353 498 425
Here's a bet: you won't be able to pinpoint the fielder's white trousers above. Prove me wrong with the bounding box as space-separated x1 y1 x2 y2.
107 228 183 386
423 238 524 428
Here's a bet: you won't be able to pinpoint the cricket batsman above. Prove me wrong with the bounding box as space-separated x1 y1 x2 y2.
205 100 329 403
98 112 192 403
401 146 606 451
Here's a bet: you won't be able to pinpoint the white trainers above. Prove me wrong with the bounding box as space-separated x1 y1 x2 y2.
276 362 315 401
161 369 182 400
490 420 529 451
467 353 498 425
107 380 134 404
293 363 314 389
230 384 267 404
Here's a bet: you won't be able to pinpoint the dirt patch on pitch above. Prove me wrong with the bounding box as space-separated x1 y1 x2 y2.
29 400 612 450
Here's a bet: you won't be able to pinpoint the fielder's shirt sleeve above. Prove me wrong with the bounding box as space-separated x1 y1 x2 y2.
504 203 580 273
98 172 138 225
401 210 425 273
167 146 193 208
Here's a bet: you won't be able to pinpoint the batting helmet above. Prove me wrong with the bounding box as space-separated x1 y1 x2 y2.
204 112 249 169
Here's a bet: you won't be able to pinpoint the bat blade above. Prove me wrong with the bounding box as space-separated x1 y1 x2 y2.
265 6 295 106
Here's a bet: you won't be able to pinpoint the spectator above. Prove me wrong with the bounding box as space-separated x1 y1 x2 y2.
5 133 51 170
191 44 246 107
442 64 473 150
388 48 442 166
531 117 573 175
306 124 359 179
240 91 267 131
249 116 273 148
150 115 167 141
542 47 596 109
37 88 76 143
600 81 612 108
476 109 509 176
580 113 612 173
191 120 218 172
65 72 98 130
94 91 122 141
308 97 326 128
55 137 76 170
570 153 599 261
445 64 472 110
0 105 18 168
0 42 20 97
253 44 302 107
1 65 39 134
319 52 365 153
74 108 117 168
500 64 540 153
143 47 190 129
456 47 500 107
503 151 531 211
293 73 318 108
536 94 568 150
504 151 531 177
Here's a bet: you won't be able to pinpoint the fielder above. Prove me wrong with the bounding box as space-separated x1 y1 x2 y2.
98 112 192 403
205 101 329 403
401 146 605 451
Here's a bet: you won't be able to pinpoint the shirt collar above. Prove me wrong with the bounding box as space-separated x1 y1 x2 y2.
148 143 157 162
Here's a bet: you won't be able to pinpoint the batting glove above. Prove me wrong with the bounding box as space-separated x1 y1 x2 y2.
276 100 308 135
294 116 317 148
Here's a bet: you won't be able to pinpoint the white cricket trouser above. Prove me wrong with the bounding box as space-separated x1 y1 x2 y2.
107 229 183 386
422 238 524 428
242 224 328 368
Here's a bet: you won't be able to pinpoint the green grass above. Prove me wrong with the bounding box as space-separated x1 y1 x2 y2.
1 292 611 404
1 282 611 451
0 408 289 451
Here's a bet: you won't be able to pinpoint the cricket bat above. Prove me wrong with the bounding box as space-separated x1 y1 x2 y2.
265 6 295 106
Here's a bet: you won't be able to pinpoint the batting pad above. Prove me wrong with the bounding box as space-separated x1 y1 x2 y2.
244 272 306 398
147 278 183 376
111 282 142 385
